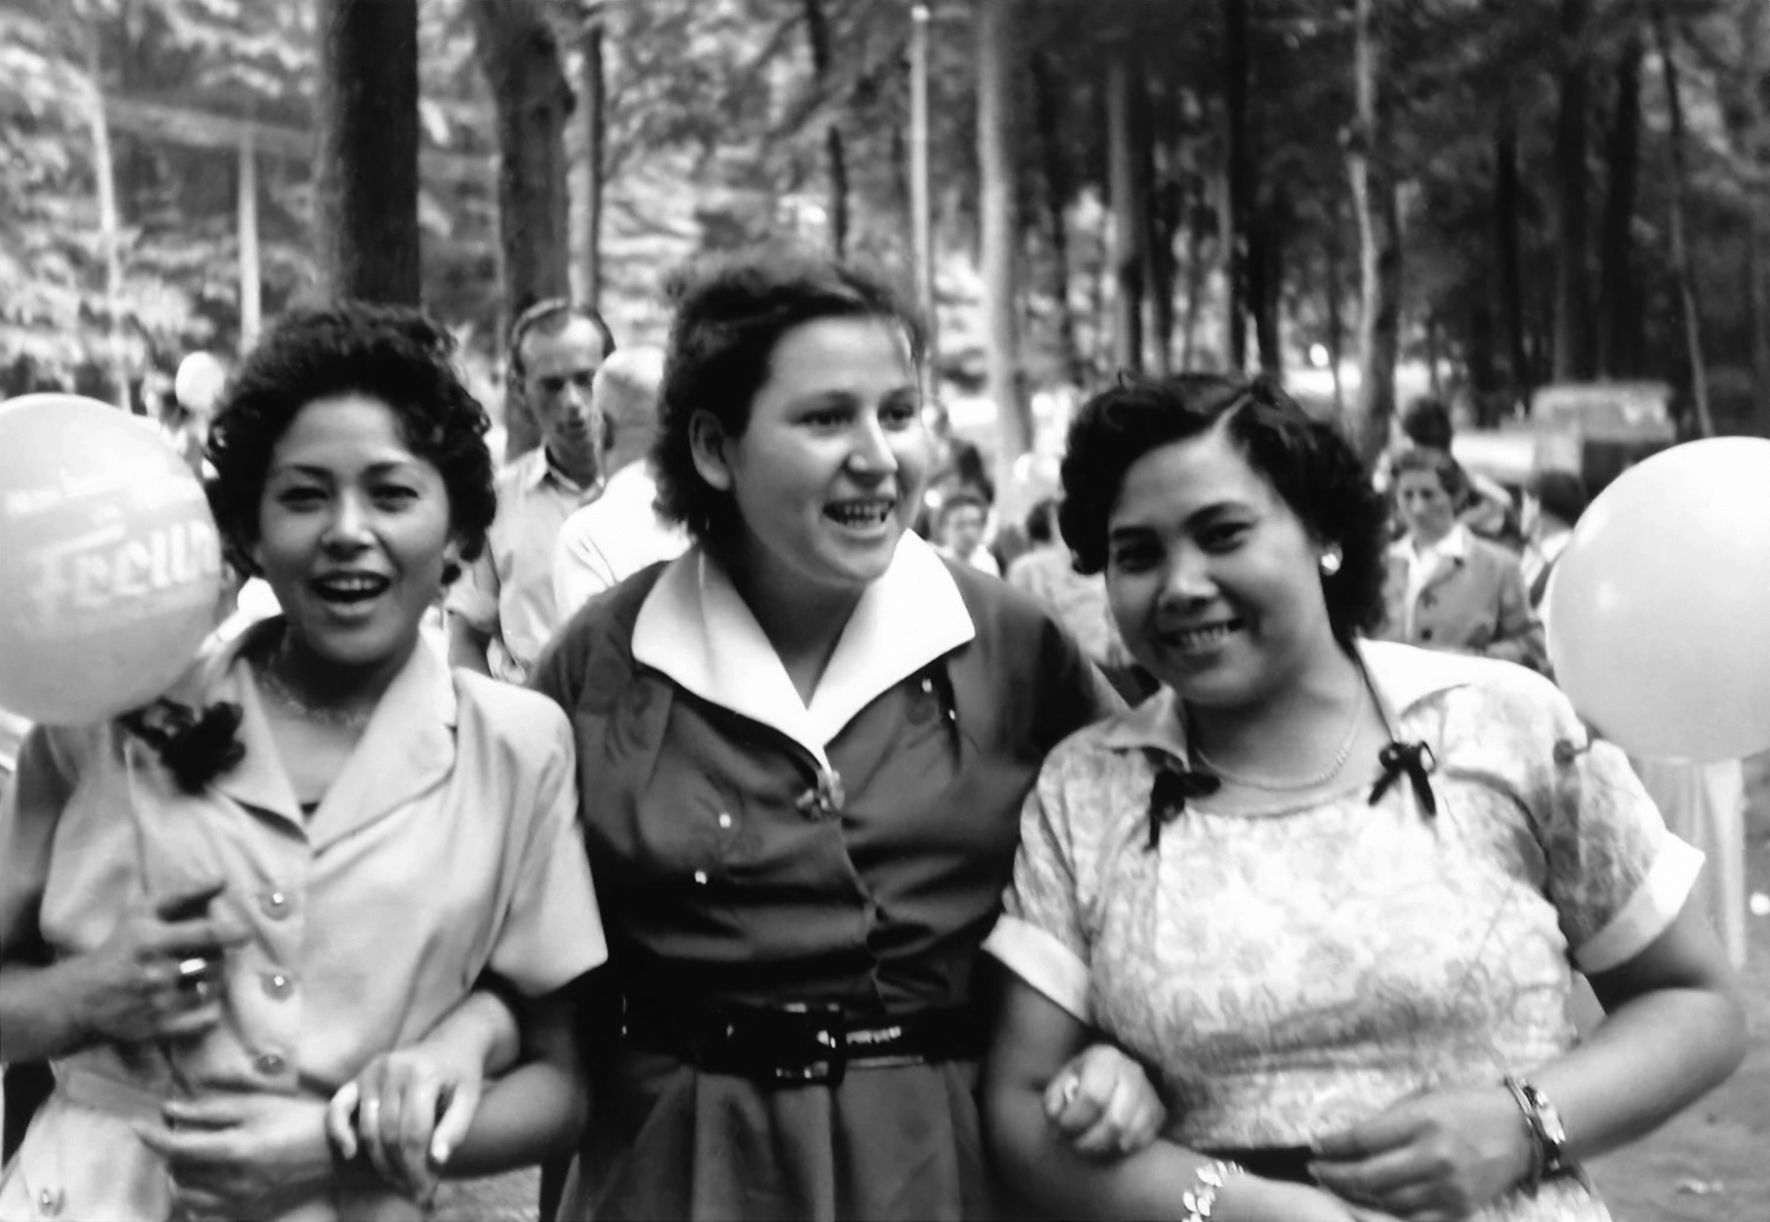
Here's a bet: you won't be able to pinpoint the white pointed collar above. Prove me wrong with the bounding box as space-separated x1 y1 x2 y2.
631 531 975 769
1100 637 1485 761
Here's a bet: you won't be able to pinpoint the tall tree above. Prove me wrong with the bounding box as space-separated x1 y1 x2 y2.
1346 0 1402 459
470 0 574 458
1653 3 1713 436
1030 48 1083 385
977 0 1032 505
1222 0 1253 372
315 0 421 305
1493 120 1531 405
801 0 849 260
1551 0 1593 380
1597 30 1643 377
577 0 607 308
1106 37 1147 373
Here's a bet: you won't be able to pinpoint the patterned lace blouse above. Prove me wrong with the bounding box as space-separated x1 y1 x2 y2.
985 640 1704 1222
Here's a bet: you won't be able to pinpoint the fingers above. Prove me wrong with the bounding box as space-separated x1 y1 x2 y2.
328 1080 362 1161
1046 1045 1165 1159
1312 1147 1438 1215
152 880 227 922
430 1076 481 1167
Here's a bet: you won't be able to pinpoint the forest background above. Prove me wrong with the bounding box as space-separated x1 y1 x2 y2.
2 0 1767 510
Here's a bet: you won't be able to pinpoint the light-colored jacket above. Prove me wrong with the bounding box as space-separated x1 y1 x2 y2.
1379 531 1546 672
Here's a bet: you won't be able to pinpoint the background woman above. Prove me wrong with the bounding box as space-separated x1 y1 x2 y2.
1380 446 1544 672
0 304 604 1220
524 250 1151 1221
982 374 1744 1221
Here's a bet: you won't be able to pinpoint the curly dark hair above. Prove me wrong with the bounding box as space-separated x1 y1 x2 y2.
205 303 497 574
1058 373 1389 648
650 247 924 559
1391 445 1469 506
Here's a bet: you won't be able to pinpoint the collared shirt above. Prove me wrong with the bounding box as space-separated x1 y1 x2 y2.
1521 528 1573 607
1399 522 1470 639
552 462 689 620
447 447 602 683
0 619 606 1222
985 640 1698 1216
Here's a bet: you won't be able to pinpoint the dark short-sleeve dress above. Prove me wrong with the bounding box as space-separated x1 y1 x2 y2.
530 537 1118 1221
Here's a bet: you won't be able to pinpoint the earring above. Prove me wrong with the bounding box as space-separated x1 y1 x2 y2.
1319 549 1343 576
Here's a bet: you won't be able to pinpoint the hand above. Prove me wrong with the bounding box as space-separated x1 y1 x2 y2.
68 881 247 1046
1308 1085 1535 1220
327 1044 484 1202
135 1090 336 1220
1041 1042 1167 1159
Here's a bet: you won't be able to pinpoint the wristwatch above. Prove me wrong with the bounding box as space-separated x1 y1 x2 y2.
1501 1075 1570 1185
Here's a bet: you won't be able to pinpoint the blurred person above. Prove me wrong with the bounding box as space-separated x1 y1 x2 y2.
935 490 1001 576
1376 396 1515 541
1520 468 1588 612
982 373 1745 1221
1006 498 1144 702
401 249 1160 1221
1378 446 1545 672
552 346 688 619
447 300 615 683
0 305 604 1219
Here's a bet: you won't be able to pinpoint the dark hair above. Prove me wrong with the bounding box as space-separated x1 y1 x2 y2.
206 303 497 574
1391 445 1468 504
507 298 617 385
651 248 924 558
1528 467 1588 526
1058 373 1389 648
1024 496 1059 546
1400 396 1453 450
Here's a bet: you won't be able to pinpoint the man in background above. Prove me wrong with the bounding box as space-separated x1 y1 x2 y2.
552 346 687 618
448 300 614 682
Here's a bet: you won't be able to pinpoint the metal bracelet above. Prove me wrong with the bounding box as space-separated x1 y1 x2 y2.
1181 1158 1245 1221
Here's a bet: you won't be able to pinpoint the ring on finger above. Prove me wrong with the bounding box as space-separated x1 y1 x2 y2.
176 956 211 984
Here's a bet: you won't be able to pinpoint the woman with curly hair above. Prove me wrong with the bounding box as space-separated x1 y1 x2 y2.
982 374 1744 1221
0 304 605 1220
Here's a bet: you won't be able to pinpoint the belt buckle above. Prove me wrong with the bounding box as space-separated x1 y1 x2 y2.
771 1002 847 1088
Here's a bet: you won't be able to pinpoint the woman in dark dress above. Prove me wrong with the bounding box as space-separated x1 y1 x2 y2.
518 250 1150 1221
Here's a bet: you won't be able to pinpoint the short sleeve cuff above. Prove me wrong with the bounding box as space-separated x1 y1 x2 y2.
983 915 1092 1023
1573 835 1705 975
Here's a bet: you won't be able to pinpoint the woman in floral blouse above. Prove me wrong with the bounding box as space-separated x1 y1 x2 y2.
980 374 1744 1222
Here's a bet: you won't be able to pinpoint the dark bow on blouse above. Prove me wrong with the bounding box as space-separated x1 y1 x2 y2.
1145 756 1221 850
794 767 847 820
120 699 246 793
1369 740 1437 817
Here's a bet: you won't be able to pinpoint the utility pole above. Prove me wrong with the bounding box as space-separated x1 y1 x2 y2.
909 4 937 399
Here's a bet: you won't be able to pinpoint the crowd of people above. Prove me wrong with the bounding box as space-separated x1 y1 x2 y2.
0 247 1752 1222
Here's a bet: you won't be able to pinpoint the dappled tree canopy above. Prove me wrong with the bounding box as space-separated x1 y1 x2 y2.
2 0 1766 446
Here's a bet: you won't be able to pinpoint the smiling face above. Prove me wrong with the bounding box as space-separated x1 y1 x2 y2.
692 315 928 604
252 394 458 684
1105 425 1336 711
1396 467 1457 545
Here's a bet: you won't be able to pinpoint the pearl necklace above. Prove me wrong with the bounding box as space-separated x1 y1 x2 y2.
1189 687 1365 793
254 657 374 732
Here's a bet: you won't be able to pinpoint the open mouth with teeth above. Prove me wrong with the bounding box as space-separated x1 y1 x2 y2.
313 572 391 604
824 499 897 530
1167 619 1243 652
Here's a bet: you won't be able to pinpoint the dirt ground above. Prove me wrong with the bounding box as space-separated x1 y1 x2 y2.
439 755 1770 1222
1586 752 1770 1222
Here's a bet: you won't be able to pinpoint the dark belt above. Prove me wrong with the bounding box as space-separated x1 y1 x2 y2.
622 996 986 1088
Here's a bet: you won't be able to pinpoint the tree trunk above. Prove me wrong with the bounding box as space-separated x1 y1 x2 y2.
1147 176 1177 377
1030 50 1083 385
1106 40 1145 374
1552 0 1594 381
801 0 849 259
238 117 262 348
1493 123 1530 411
1653 5 1713 437
1254 192 1282 371
82 24 130 411
1223 0 1252 373
1325 224 1345 411
315 0 421 306
908 4 937 389
577 1 606 309
977 0 1032 503
470 0 574 459
1597 31 1642 378
1346 0 1401 460
1724 0 1769 432
1179 176 1207 372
